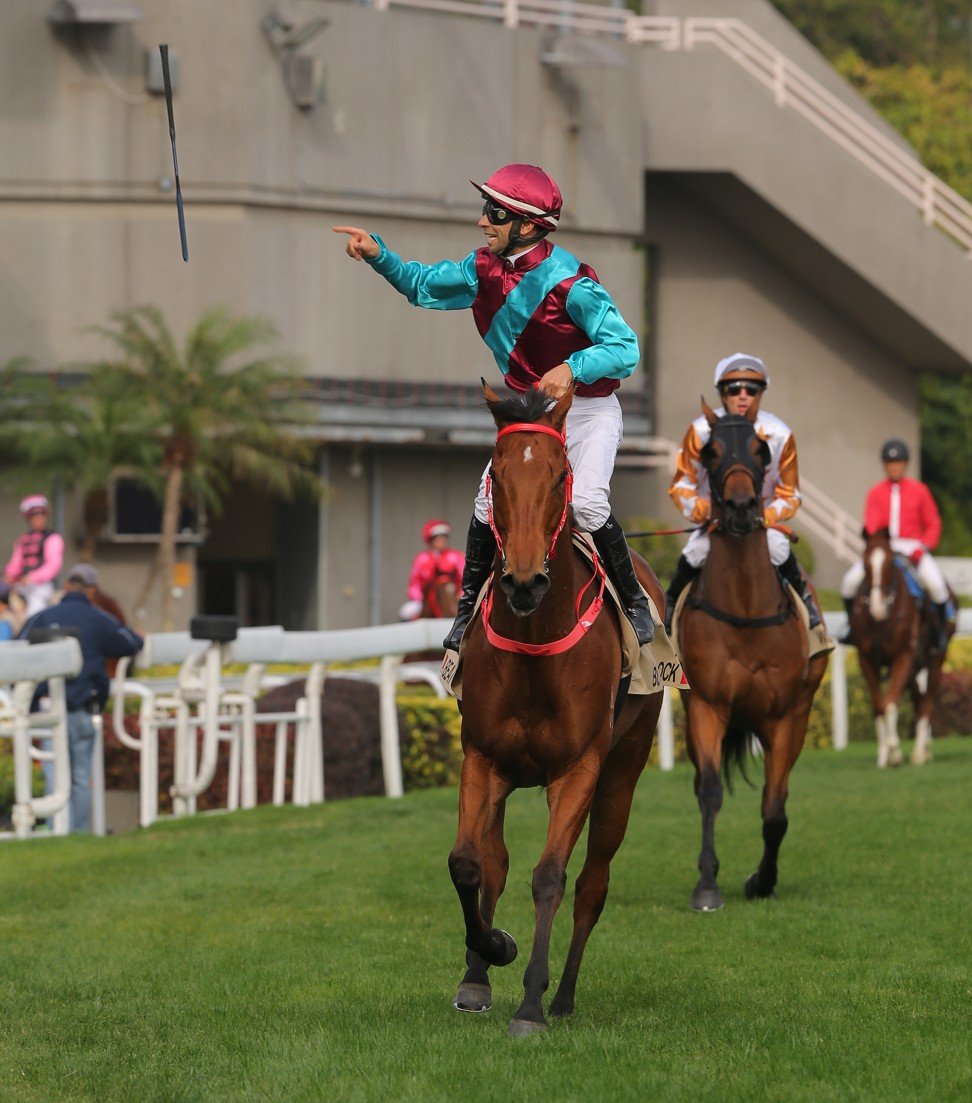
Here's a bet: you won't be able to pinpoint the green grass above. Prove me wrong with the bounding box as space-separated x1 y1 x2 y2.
1 741 970 1103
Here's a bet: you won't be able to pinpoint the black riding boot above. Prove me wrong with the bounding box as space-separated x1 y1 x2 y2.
664 554 701 635
930 602 951 653
442 516 497 651
839 597 856 645
779 552 822 628
590 514 655 646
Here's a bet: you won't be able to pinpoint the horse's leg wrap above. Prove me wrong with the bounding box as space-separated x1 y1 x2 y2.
591 514 654 645
442 516 496 651
930 602 951 653
664 554 700 634
780 552 822 628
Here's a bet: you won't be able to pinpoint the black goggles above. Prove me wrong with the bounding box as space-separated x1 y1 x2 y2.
719 380 765 397
482 199 516 225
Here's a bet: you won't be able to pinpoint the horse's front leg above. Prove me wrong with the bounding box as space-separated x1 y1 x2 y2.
686 695 727 912
880 653 913 767
911 658 941 766
454 801 510 1013
449 752 515 1013
744 717 796 900
509 750 602 1037
857 653 892 767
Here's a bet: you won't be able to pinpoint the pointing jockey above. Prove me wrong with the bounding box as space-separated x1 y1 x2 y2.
839 439 952 651
399 519 465 621
665 353 822 632
3 494 64 618
334 163 654 650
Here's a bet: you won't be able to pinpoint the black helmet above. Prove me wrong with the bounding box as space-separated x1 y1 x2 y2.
881 439 910 463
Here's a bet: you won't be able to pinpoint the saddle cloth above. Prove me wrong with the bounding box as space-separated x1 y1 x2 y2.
670 580 835 662
441 532 687 701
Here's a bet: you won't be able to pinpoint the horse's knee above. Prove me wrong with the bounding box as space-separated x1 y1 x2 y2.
532 857 567 908
697 766 723 813
449 846 482 891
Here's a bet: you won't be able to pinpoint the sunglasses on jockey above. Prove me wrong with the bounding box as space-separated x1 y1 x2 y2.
719 380 766 397
482 199 525 226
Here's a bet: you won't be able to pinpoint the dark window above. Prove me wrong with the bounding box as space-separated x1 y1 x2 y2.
113 479 200 536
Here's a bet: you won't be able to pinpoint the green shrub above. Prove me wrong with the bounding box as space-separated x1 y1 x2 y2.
398 694 462 790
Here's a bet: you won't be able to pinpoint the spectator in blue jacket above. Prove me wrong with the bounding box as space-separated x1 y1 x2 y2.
20 563 143 832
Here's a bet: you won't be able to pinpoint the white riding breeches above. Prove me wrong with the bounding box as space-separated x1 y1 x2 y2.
683 525 791 569
20 582 54 618
474 393 623 533
840 540 950 604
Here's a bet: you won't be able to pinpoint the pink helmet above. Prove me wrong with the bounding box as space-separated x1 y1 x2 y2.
423 519 451 543
20 494 50 516
471 164 563 230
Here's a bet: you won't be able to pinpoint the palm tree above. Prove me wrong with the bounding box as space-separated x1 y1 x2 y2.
0 359 161 559
88 305 323 629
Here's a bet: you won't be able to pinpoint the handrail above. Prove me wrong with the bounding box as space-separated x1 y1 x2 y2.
360 0 972 255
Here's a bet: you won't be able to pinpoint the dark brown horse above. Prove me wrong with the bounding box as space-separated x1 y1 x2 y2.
422 571 459 620
449 383 664 1036
850 527 955 767
676 400 828 911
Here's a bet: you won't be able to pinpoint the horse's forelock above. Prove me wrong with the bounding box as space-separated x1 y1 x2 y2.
487 387 555 427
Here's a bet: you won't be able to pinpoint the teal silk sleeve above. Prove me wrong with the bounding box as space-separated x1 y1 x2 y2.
367 236 479 311
563 278 640 384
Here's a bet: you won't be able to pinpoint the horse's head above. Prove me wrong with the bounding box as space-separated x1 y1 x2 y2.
700 398 769 537
483 379 574 617
861 527 895 621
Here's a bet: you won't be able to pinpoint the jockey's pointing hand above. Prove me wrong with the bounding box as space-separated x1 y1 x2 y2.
332 226 380 261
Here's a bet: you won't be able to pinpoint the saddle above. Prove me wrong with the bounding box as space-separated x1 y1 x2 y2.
441 532 687 701
670 579 834 662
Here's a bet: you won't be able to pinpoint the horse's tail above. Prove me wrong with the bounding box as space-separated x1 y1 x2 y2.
721 722 756 794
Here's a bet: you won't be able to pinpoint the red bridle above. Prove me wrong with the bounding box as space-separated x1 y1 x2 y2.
481 420 606 656
484 422 574 563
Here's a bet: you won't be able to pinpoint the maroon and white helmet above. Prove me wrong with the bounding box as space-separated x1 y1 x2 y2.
471 164 563 230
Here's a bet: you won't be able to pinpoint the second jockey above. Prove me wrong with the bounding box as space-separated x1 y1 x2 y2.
399 520 465 621
3 494 64 618
335 163 654 650
665 353 822 631
839 439 952 651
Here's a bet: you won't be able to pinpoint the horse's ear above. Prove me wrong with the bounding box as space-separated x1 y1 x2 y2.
482 378 505 427
547 382 574 432
701 396 719 427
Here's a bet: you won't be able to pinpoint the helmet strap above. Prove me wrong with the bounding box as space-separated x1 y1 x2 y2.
501 217 549 257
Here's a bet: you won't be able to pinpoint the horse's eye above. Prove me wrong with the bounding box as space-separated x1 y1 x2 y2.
556 470 567 487
488 466 500 487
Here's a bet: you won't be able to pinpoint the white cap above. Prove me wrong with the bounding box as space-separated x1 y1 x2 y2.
714 353 769 387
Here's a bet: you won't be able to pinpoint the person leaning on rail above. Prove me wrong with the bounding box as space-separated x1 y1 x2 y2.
19 563 143 833
664 353 822 633
333 163 654 651
838 439 953 652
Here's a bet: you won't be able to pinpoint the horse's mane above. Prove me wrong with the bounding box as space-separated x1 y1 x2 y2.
487 387 553 425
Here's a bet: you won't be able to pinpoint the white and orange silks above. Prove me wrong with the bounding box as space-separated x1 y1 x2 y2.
669 408 801 568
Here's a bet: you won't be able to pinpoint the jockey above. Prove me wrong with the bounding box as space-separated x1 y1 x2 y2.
335 164 654 650
3 494 64 618
398 519 465 621
839 439 951 651
665 353 821 631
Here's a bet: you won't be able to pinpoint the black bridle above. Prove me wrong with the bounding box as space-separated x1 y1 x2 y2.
690 414 791 628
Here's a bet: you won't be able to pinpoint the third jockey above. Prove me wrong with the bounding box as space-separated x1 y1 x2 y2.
334 163 654 650
839 439 952 651
665 353 821 632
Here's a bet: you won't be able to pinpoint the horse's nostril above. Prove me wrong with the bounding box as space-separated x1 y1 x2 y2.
530 573 549 595
499 572 515 596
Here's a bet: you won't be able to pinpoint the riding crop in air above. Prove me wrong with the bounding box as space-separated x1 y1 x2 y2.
159 44 188 262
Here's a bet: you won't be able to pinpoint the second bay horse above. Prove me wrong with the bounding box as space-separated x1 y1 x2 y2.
677 400 828 911
850 527 955 767
450 382 664 1036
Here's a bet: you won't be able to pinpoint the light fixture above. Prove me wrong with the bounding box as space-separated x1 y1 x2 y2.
261 11 328 111
48 0 143 26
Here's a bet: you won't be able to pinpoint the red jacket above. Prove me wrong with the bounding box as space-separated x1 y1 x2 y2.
407 548 465 604
864 477 941 548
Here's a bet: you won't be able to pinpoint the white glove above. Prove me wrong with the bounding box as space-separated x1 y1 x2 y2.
398 600 423 621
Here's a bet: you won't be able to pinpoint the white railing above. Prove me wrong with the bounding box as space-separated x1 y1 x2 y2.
361 0 972 255
795 476 863 566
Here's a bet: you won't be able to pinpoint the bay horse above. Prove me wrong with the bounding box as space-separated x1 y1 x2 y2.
677 400 828 911
849 527 955 767
422 571 459 620
449 382 664 1037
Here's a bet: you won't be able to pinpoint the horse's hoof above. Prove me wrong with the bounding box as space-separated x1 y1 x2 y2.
690 887 724 912
508 1018 547 1038
486 928 518 967
453 983 492 1013
744 873 778 900
888 748 903 767
548 996 574 1019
